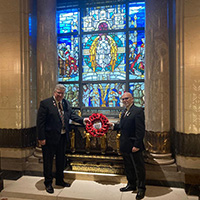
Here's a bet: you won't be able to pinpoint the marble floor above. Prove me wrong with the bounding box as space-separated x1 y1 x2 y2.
0 175 199 200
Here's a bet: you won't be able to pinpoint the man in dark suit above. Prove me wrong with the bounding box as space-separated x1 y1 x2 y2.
109 92 146 200
37 84 89 194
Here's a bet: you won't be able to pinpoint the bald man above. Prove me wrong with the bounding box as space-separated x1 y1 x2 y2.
109 92 146 200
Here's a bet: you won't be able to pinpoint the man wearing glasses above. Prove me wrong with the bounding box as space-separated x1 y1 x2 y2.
108 92 146 200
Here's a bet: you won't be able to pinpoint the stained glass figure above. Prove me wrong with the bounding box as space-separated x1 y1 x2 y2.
58 36 79 81
129 30 145 79
129 2 145 28
82 4 126 32
129 82 145 107
64 84 79 107
82 32 126 81
57 9 79 34
82 83 125 107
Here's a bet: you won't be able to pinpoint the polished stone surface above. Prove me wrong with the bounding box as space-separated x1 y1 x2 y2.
0 176 198 200
145 0 170 132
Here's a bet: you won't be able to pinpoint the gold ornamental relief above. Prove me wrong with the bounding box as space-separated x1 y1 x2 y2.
145 131 170 154
71 161 124 174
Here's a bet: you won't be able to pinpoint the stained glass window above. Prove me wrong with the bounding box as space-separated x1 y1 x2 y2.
82 83 125 107
129 2 145 28
64 84 79 107
82 4 126 32
129 30 145 79
129 82 145 107
82 33 126 81
58 35 79 81
57 9 79 34
57 0 145 115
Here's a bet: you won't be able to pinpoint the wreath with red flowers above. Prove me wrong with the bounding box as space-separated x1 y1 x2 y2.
86 113 109 137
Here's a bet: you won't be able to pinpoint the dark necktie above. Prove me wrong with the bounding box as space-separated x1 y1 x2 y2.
58 102 64 127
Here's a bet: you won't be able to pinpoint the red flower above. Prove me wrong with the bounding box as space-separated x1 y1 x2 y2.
86 113 109 137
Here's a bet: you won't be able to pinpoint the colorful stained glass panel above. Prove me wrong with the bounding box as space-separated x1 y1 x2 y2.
129 2 145 28
57 9 79 34
58 36 79 81
82 4 126 32
129 82 145 107
64 84 79 107
82 32 126 81
129 30 145 80
82 83 125 107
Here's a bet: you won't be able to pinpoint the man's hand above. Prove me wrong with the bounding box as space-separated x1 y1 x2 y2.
132 146 139 152
107 121 114 130
38 139 46 146
83 118 90 124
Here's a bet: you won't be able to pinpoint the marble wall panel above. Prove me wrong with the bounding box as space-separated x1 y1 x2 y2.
184 0 200 17
0 0 20 13
0 51 21 72
184 67 200 134
0 32 20 53
0 13 20 33
0 0 37 129
175 0 200 134
183 0 200 134
184 20 200 65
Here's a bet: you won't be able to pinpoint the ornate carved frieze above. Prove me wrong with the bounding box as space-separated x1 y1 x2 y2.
0 127 36 148
66 154 124 174
145 131 171 154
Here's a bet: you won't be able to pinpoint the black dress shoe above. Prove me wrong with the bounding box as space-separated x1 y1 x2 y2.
56 181 70 187
136 190 145 199
120 184 137 192
45 185 54 194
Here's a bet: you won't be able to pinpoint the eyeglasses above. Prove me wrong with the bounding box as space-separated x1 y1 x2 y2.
56 91 64 95
121 97 129 101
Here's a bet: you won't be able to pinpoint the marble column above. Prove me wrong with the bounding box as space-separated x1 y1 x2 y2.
175 0 200 184
145 0 174 164
35 0 57 158
0 0 37 171
37 0 57 105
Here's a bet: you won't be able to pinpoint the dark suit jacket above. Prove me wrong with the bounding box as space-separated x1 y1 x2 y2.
37 97 83 145
114 105 145 153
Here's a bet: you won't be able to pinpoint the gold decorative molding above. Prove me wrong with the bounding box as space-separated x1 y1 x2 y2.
71 161 124 174
77 110 82 116
66 154 124 174
70 129 75 153
144 131 174 165
66 154 123 161
119 112 122 119
145 131 171 154
116 132 121 155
